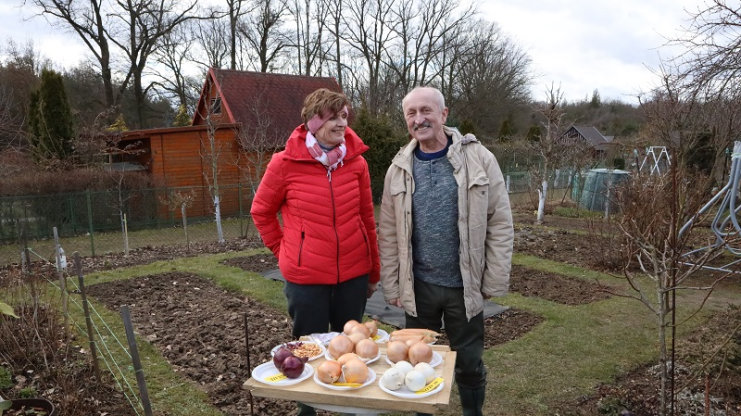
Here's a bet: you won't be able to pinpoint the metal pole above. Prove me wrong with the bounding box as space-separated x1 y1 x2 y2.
74 252 100 381
120 306 154 416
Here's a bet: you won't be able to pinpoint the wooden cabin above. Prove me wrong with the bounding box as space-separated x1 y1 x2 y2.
116 69 342 219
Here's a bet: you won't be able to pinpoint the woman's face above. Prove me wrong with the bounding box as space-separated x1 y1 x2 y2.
314 108 348 147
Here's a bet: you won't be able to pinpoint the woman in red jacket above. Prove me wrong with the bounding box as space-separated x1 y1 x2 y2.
250 88 380 341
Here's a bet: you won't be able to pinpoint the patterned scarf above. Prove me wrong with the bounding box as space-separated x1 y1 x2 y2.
305 130 346 172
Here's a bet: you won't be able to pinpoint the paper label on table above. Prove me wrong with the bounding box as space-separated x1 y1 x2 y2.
332 382 362 388
416 377 443 394
264 373 287 382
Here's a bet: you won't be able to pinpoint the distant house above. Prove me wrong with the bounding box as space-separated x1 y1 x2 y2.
113 68 342 218
559 125 615 158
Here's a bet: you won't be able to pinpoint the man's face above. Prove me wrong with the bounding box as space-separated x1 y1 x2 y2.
403 89 448 147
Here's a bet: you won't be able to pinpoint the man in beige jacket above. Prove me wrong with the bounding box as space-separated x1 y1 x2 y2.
379 86 513 416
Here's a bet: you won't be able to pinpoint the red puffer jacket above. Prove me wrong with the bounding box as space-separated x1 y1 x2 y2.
250 124 380 285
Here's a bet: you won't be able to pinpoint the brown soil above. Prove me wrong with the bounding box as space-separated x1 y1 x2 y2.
1 216 738 415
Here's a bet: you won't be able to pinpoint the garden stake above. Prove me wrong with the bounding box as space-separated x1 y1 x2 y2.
75 252 101 382
244 312 254 416
121 305 154 416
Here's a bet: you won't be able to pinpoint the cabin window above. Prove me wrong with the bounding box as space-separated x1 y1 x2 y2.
210 97 222 114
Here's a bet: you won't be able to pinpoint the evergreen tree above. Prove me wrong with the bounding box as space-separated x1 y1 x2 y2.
351 109 405 203
172 104 191 127
28 69 75 162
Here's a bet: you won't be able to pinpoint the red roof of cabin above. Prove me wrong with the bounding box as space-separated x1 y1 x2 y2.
193 69 342 148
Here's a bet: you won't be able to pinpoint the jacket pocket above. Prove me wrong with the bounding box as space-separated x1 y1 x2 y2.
298 230 305 267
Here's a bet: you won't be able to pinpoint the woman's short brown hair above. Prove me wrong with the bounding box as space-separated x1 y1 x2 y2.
301 88 350 123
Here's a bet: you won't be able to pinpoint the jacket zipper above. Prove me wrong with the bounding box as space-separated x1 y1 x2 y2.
298 231 304 266
328 168 340 283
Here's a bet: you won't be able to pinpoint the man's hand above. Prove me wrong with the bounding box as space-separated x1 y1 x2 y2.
367 282 378 298
388 298 403 308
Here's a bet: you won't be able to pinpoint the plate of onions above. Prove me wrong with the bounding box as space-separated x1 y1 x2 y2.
251 361 314 386
385 351 442 368
314 362 377 391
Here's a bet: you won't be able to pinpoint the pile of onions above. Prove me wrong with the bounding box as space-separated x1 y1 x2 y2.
385 340 408 363
407 341 433 365
363 320 379 337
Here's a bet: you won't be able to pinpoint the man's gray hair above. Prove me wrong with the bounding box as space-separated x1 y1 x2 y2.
402 86 446 111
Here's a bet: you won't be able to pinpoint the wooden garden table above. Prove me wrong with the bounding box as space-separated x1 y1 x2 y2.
243 344 456 415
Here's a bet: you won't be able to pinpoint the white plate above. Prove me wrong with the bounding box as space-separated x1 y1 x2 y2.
384 351 443 368
313 368 376 391
378 377 445 399
251 361 313 386
271 341 325 361
324 349 381 365
372 328 389 343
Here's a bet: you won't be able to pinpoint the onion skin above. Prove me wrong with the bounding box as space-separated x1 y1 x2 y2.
341 357 369 384
280 355 305 378
343 319 360 334
363 320 379 337
347 331 367 345
407 341 433 365
354 338 379 359
385 340 408 363
272 346 294 370
316 360 342 384
328 334 354 359
337 352 360 366
349 323 371 338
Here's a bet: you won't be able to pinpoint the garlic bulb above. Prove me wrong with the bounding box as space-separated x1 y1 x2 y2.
404 369 427 392
393 360 413 377
380 367 405 391
413 362 436 383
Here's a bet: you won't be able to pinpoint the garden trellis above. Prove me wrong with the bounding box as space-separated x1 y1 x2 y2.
680 140 741 272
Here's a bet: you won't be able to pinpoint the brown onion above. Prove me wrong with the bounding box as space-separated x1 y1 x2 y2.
342 357 369 384
407 341 433 365
363 320 379 337
347 331 367 345
349 323 371 338
337 352 360 366
385 340 408 363
354 338 379 359
316 360 342 384
328 334 354 359
343 319 360 334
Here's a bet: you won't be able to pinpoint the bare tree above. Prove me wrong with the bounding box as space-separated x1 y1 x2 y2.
30 0 118 109
194 10 233 70
234 91 286 196
669 0 741 184
289 0 329 76
107 0 202 128
530 84 570 224
239 0 290 72
150 22 202 115
340 0 397 114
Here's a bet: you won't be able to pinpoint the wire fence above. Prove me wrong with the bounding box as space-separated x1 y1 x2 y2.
0 170 577 268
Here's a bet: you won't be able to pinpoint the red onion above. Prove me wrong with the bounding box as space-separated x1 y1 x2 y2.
273 346 294 370
280 355 305 378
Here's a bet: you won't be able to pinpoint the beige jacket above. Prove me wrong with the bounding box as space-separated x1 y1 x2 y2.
378 126 514 321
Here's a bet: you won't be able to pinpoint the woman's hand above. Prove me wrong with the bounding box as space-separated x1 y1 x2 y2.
366 282 378 298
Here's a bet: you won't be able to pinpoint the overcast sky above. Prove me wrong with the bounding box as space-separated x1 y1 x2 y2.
0 0 703 105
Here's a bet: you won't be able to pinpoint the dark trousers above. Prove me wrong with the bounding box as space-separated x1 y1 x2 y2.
407 279 487 416
284 274 369 338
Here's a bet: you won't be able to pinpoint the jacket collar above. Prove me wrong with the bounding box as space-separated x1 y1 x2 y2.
392 126 479 171
283 124 369 161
